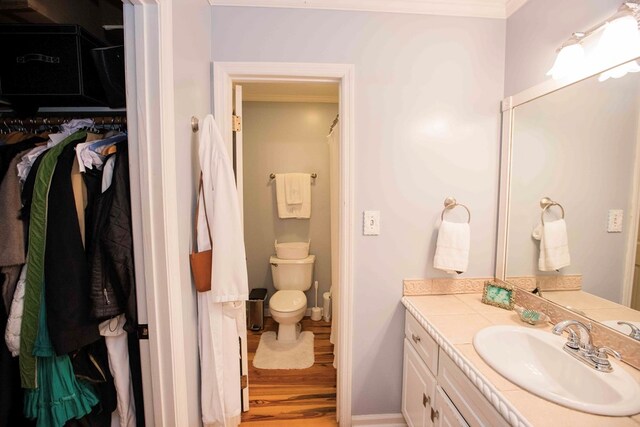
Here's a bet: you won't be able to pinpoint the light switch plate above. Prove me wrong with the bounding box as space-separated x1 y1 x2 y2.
607 209 623 233
363 211 380 235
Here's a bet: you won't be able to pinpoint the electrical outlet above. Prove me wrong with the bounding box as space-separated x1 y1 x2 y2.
363 211 380 235
607 209 623 233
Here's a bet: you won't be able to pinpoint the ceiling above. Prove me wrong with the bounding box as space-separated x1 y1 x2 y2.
210 0 529 19
239 82 339 103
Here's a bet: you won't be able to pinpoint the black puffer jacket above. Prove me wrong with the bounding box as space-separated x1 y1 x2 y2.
88 141 137 332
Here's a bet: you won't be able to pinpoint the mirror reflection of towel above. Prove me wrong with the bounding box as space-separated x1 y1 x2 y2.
532 219 570 271
433 220 470 274
275 173 311 219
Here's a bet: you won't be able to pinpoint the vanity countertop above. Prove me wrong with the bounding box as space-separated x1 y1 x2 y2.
402 294 640 427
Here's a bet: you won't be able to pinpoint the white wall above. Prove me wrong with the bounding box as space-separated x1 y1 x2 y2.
212 7 505 415
171 1 212 424
507 72 640 303
504 0 621 96
243 101 338 307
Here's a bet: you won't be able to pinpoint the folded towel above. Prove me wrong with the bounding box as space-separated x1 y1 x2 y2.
275 173 311 219
433 220 470 274
532 219 570 271
285 173 304 204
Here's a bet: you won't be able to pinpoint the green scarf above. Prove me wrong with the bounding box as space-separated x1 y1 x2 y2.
20 131 87 388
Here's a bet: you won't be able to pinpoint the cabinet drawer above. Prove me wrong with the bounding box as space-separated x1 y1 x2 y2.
437 349 509 427
405 311 438 374
403 339 437 427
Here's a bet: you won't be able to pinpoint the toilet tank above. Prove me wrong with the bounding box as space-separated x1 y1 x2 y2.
270 255 315 291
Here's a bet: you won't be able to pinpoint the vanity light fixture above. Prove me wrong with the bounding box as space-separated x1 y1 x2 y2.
547 1 640 81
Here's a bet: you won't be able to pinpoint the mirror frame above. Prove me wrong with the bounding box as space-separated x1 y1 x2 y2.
496 53 640 308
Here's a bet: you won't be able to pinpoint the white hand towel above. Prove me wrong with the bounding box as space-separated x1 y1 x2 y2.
532 219 570 271
433 220 470 274
275 173 311 219
285 173 304 204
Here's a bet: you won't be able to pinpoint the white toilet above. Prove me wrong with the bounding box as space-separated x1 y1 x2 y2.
269 254 315 342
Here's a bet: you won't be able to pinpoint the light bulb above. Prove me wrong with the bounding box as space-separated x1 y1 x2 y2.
547 43 585 80
598 60 640 81
593 15 640 69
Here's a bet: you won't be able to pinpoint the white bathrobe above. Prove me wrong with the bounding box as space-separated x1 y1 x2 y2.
197 114 249 427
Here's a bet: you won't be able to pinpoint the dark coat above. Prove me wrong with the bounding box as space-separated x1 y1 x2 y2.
45 140 100 354
89 141 138 332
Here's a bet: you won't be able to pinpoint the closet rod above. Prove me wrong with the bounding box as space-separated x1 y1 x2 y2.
0 116 127 128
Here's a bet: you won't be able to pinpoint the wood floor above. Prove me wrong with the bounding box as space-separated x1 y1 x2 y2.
241 316 338 426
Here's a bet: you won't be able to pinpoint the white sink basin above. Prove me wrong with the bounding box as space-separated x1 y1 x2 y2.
473 325 640 416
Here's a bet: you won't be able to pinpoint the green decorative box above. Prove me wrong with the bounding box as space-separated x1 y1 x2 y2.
481 281 514 310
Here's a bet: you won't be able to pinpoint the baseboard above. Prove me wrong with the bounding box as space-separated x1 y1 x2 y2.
351 413 407 426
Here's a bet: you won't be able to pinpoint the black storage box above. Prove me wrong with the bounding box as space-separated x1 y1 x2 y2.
0 24 107 111
91 45 125 108
247 288 268 331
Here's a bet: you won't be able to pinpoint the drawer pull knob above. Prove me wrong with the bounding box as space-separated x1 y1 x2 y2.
412 333 421 344
422 393 430 407
431 409 440 421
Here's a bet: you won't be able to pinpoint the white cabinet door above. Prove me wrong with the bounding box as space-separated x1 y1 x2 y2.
433 386 469 427
437 349 510 427
403 339 437 427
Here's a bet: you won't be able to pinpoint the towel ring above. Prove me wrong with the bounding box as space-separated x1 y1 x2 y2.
540 197 565 225
440 197 471 223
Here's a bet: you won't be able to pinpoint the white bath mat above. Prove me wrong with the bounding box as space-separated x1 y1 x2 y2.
253 331 315 369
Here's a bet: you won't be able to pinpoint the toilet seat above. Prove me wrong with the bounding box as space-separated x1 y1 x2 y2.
270 290 306 313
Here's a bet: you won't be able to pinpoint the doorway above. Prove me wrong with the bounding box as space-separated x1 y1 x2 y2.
213 62 354 426
238 82 338 424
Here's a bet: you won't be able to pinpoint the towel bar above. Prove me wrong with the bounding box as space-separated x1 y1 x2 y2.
269 173 317 180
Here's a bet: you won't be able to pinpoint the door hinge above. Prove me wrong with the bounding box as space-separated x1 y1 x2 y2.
232 115 242 132
241 375 248 389
137 324 149 340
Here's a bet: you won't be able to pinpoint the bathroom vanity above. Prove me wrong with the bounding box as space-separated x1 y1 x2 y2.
401 293 640 427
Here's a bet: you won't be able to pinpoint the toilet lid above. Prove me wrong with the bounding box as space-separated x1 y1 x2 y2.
270 290 306 313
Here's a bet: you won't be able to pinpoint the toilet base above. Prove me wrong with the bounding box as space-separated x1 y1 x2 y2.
277 322 302 342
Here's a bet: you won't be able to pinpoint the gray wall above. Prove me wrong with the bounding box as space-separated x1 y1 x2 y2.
213 7 505 415
507 72 640 303
243 101 338 308
172 0 212 424
505 0 621 96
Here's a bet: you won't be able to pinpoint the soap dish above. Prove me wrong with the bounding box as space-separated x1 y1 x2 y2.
514 306 550 325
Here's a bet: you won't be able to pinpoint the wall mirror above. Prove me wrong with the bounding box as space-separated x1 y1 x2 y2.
497 57 640 340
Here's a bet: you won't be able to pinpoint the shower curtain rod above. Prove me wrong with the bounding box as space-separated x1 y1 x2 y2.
329 114 339 134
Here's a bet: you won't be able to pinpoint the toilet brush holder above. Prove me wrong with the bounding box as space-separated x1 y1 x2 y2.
311 307 322 321
311 280 322 321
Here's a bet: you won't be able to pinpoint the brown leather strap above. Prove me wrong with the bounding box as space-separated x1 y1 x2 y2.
194 173 213 251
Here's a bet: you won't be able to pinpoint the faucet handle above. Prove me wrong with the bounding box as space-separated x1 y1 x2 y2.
596 346 621 360
592 346 622 372
617 321 640 340
564 330 580 351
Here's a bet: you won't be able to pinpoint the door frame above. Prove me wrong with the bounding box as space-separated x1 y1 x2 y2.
213 61 355 425
123 1 193 425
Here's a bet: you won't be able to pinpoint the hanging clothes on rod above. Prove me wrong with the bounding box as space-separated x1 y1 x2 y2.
0 116 142 427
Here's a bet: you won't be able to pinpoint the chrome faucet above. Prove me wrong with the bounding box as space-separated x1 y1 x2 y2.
617 321 640 341
552 319 621 372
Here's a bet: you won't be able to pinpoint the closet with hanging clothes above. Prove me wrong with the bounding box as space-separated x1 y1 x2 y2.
0 116 144 427
0 3 145 426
